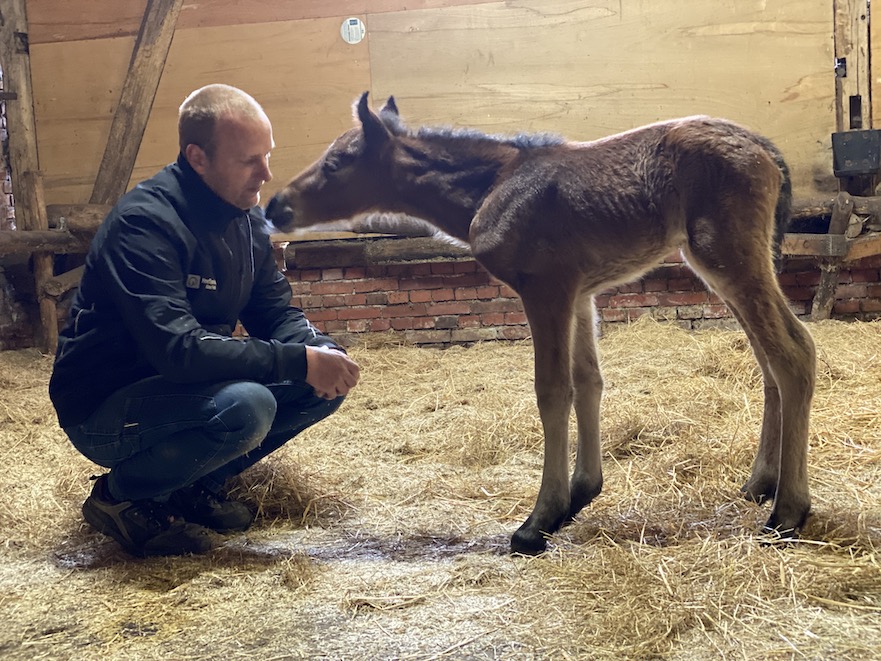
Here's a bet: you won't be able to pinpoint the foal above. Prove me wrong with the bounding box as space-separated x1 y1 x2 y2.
265 93 816 555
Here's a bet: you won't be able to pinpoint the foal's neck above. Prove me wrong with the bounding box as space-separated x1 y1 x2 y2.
393 134 519 243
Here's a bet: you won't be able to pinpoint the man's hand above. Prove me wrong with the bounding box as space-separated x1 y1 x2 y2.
305 345 360 399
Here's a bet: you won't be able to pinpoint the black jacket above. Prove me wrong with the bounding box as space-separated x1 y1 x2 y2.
49 155 340 428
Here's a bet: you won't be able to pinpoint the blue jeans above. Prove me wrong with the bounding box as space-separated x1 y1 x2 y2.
64 377 343 502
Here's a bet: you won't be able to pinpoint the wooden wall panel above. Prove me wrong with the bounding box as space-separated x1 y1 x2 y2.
26 0 496 44
30 38 135 202
30 17 371 203
367 0 835 198
28 0 835 204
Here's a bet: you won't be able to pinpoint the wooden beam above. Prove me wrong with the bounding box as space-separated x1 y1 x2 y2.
286 236 471 269
18 172 57 351
46 204 112 233
0 0 42 225
834 0 871 131
0 229 89 255
781 233 849 257
89 0 183 205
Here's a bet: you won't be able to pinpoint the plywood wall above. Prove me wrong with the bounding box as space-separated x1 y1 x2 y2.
27 0 834 205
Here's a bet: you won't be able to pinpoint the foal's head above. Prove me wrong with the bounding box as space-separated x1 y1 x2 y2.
265 92 401 232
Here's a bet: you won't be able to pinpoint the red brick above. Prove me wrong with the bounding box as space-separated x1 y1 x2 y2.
427 302 472 316
643 278 668 292
337 307 382 321
453 260 480 273
344 267 368 279
345 294 370 306
667 278 697 291
703 304 731 319
382 303 428 318
352 277 398 293
312 281 354 295
323 268 344 280
504 311 528 325
454 287 478 300
368 318 392 332
832 299 860 314
473 299 523 314
782 287 815 302
480 312 506 325
299 270 323 281
475 285 500 299
795 271 821 287
366 293 388 305
431 262 458 275
387 291 409 304
346 319 370 333
851 268 881 283
601 308 627 322
657 291 708 306
399 277 446 290
306 309 338 322
498 284 518 298
409 290 432 303
609 293 660 308
836 283 868 298
435 315 459 329
861 298 881 312
499 326 532 340
323 320 346 332
627 307 651 321
431 288 456 301
459 315 481 327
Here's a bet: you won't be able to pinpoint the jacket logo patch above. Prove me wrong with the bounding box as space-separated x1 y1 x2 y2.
186 274 218 291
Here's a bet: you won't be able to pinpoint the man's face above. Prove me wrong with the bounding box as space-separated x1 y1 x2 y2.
188 113 274 210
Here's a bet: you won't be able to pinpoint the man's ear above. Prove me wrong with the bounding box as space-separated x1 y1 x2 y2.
185 143 209 176
356 91 391 149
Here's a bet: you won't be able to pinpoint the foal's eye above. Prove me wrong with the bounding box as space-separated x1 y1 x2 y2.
322 158 339 174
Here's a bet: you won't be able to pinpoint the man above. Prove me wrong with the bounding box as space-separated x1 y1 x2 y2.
49 84 360 557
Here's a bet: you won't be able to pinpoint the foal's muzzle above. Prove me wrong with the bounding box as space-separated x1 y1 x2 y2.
264 193 295 231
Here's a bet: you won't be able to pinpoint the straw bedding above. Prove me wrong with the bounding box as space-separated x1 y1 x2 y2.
0 317 879 659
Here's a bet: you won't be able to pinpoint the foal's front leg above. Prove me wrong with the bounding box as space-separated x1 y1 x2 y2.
568 293 604 518
511 289 575 555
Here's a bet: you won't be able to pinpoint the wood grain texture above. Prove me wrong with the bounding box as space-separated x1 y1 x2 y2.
26 0 496 44
30 0 835 204
366 0 834 197
90 0 183 204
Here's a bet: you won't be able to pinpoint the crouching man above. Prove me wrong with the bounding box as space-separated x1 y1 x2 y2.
49 84 359 557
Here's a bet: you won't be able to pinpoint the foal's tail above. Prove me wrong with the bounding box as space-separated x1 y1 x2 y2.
754 134 793 272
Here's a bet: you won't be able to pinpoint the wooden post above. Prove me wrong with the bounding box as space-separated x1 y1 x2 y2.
811 192 854 321
89 0 184 205
0 0 59 352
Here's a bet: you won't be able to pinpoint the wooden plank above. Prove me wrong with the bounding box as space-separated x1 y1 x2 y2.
834 0 871 130
781 233 849 257
367 0 835 199
26 0 497 44
89 0 183 205
287 236 470 269
845 232 881 261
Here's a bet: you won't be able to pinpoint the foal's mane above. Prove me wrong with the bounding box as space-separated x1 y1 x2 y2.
377 108 565 150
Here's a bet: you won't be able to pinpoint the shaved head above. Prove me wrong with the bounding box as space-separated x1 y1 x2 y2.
178 84 269 156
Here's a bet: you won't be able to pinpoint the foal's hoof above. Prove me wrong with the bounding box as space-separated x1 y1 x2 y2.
510 528 548 556
758 524 800 546
740 480 775 504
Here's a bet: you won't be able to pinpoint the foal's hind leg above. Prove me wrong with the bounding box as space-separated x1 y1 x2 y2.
510 281 577 555
687 248 815 534
568 290 604 519
724 305 784 502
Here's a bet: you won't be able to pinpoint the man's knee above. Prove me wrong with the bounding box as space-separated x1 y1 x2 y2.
210 381 277 451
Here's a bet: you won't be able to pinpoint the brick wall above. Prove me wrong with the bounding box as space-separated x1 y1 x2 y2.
285 251 881 347
0 68 15 231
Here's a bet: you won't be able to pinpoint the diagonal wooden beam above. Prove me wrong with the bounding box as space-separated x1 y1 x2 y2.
89 0 183 205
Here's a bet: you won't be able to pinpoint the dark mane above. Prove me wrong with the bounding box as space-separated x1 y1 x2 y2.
378 111 565 149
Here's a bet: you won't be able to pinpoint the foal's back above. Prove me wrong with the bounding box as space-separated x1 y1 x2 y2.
471 116 788 291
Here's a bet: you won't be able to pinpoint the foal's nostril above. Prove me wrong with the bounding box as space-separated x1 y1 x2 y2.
264 193 295 230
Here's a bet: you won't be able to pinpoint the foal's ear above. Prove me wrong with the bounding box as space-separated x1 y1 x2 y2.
356 91 391 147
380 96 399 116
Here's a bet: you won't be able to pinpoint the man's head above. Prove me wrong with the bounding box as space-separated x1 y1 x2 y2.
179 84 274 210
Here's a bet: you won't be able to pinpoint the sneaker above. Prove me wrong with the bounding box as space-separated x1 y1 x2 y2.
168 482 254 533
82 475 216 557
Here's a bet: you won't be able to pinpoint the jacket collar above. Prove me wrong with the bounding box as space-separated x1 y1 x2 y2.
173 153 246 230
